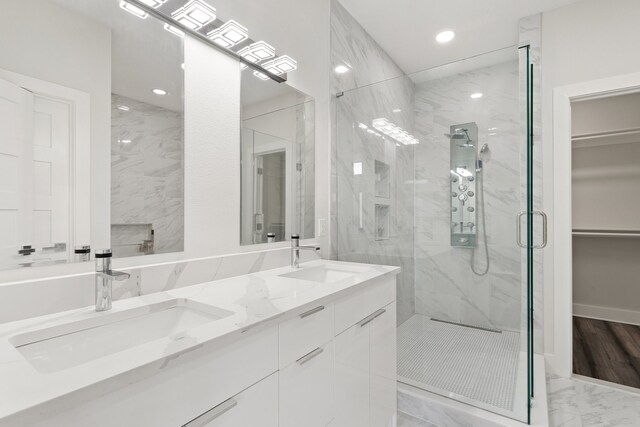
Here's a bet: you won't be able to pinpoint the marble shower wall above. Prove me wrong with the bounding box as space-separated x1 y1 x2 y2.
111 93 184 256
413 59 523 332
331 0 416 325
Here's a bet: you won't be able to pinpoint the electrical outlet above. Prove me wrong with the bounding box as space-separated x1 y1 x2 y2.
318 218 327 237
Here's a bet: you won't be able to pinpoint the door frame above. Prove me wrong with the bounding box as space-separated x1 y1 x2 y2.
551 71 640 378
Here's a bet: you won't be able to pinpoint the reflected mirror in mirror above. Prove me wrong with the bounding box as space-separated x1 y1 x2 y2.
0 0 184 270
240 70 315 245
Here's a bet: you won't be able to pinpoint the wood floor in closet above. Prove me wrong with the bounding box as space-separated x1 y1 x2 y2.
573 316 640 389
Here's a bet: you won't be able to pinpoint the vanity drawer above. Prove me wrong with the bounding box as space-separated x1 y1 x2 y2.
334 276 396 335
185 372 278 427
279 341 334 427
29 326 278 427
279 302 334 368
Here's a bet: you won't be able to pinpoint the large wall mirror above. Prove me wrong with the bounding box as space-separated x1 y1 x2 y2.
0 0 184 270
240 71 315 245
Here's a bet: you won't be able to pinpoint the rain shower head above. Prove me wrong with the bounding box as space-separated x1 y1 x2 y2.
445 128 473 147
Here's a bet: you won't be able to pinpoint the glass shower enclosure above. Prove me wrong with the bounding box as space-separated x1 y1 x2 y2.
335 46 534 422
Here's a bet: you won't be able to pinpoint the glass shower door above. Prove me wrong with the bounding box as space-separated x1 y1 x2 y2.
335 45 534 423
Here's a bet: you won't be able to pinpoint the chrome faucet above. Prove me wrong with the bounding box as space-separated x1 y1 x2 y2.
291 234 320 269
95 249 130 311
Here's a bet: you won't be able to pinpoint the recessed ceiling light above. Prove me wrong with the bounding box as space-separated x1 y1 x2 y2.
164 23 185 38
470 92 483 99
392 108 402 113
436 30 455 44
353 162 363 176
116 105 130 111
334 65 349 74
153 88 168 95
120 1 148 19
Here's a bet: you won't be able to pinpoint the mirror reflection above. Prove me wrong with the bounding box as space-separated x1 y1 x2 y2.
240 73 315 245
0 0 184 270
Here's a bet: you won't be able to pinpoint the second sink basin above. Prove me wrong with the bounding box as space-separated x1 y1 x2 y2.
10 298 233 373
279 263 369 283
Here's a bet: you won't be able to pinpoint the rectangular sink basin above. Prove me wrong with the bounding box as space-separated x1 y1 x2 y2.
279 263 369 284
10 298 233 373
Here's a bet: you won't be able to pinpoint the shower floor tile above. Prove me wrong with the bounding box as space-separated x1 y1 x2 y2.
397 314 521 412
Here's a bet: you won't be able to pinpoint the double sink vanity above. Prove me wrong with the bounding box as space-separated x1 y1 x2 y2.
0 260 399 426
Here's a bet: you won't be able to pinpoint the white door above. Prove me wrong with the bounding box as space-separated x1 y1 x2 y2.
31 95 71 263
0 77 33 269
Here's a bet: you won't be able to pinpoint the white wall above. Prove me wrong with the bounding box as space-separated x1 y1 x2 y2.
541 0 640 358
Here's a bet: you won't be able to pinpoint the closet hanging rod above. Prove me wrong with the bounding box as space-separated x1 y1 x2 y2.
572 229 640 238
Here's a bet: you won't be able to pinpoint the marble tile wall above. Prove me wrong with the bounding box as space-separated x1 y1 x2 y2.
413 59 523 332
330 0 416 325
111 93 184 256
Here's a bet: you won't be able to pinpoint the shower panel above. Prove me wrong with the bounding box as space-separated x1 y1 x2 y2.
449 122 478 248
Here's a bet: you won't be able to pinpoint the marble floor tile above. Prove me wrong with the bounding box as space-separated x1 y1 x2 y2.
547 375 640 427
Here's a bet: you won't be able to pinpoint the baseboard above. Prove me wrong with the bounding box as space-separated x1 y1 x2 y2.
573 303 640 326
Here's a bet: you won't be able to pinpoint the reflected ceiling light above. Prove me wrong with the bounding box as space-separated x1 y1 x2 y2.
353 162 363 175
263 55 298 74
488 127 497 131
118 139 132 144
334 65 349 74
208 20 248 48
436 30 455 43
392 108 402 113
181 63 185 69
372 117 419 145
152 88 168 95
120 1 148 19
238 41 275 63
139 0 165 7
164 23 185 38
253 70 270 81
171 0 216 30
470 92 483 99
116 105 130 111
358 123 368 130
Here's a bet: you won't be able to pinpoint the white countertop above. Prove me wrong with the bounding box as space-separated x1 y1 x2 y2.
0 260 399 422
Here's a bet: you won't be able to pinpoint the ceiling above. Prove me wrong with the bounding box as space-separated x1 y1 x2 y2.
338 0 583 74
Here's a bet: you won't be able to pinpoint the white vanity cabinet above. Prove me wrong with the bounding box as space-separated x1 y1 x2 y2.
333 278 397 427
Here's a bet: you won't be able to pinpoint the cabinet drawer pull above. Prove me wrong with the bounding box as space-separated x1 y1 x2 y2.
297 347 324 365
299 305 325 319
357 308 386 327
183 398 238 426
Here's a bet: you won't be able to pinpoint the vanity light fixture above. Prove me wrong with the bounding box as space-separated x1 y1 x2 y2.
334 65 349 74
470 92 483 99
240 63 248 70
263 55 298 75
171 0 216 30
436 30 455 43
372 117 419 145
164 23 185 38
253 70 270 80
152 88 168 95
207 20 248 48
139 0 165 7
238 41 276 63
116 105 130 111
120 1 148 19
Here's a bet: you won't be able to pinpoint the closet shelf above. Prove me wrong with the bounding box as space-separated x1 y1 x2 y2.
572 229 640 238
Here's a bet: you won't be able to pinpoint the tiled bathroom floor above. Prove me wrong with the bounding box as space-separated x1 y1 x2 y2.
397 315 521 412
547 375 640 427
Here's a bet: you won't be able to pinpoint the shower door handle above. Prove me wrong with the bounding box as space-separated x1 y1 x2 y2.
516 211 548 249
532 211 548 249
516 211 527 248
